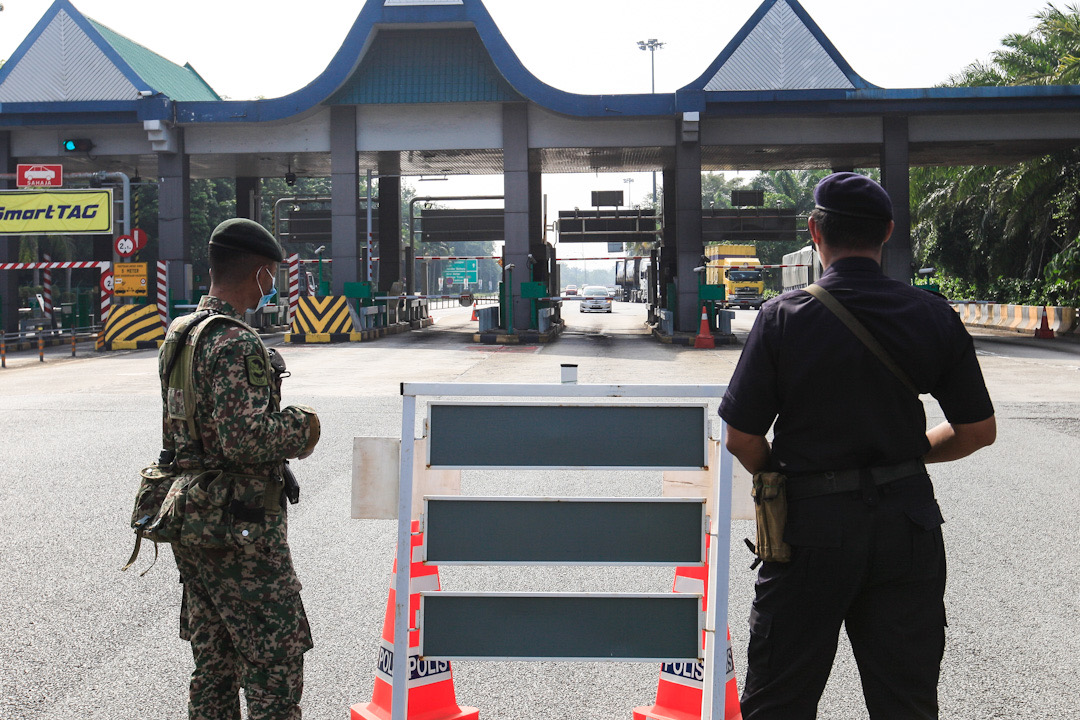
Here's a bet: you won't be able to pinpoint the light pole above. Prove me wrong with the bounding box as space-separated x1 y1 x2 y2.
637 38 664 206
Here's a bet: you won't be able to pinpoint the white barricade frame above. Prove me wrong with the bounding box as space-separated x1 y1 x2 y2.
391 381 734 720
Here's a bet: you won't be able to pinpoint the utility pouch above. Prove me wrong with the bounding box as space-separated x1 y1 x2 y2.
750 471 792 564
122 459 181 574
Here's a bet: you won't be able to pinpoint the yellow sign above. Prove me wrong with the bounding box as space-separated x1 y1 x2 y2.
0 189 113 235
114 262 148 297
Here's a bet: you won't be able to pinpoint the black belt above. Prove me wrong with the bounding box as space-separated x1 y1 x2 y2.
786 459 926 501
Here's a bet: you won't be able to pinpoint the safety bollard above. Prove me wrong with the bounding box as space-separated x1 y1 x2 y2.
1 334 6 368
71 327 77 357
38 333 45 362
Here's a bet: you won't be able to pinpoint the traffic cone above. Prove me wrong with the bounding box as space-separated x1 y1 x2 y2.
1035 306 1055 339
351 521 479 720
470 306 478 321
693 305 715 349
633 532 742 720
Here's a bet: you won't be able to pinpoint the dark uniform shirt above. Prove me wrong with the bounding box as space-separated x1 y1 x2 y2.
719 256 994 475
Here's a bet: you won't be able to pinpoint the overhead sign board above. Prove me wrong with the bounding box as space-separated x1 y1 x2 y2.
591 191 624 207
443 259 478 285
557 209 660 244
419 209 504 243
16 164 63 188
0 189 113 235
113 262 148 297
701 208 797 243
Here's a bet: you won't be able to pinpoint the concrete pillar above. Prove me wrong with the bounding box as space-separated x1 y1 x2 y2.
661 170 679 314
157 128 191 304
674 117 704 333
527 165 547 284
330 106 362 293
235 176 262 222
377 159 401 294
503 103 532 331
0 131 18 333
881 117 913 283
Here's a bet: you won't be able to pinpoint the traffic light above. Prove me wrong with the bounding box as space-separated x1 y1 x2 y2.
62 138 94 152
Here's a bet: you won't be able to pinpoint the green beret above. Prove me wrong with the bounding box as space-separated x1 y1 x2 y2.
209 218 284 262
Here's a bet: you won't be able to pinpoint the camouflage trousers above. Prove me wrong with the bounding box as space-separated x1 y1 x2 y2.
174 522 313 720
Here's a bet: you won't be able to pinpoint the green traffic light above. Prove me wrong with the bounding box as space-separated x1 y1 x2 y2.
62 138 92 152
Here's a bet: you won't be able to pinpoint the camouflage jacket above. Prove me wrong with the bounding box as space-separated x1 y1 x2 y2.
158 295 313 477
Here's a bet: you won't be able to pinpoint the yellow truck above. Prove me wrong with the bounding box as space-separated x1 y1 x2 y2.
721 256 764 309
705 244 764 309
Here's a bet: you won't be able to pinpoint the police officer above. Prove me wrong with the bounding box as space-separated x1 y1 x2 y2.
160 218 320 720
720 173 996 719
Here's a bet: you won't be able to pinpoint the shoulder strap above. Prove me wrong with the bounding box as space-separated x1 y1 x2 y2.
805 284 920 397
166 313 263 440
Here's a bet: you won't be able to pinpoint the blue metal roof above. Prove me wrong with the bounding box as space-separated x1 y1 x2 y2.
1 0 1079 128
175 0 675 123
328 28 522 105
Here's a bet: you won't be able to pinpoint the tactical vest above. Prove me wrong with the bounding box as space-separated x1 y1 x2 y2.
123 310 283 574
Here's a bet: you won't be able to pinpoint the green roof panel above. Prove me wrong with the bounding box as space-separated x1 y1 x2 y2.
330 28 522 105
89 18 220 101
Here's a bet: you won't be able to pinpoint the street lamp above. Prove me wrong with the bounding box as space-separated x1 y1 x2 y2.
637 38 664 206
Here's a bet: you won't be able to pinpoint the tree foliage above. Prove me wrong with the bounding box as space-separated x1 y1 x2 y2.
915 3 1080 305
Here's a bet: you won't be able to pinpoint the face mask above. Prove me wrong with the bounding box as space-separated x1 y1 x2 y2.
251 266 277 313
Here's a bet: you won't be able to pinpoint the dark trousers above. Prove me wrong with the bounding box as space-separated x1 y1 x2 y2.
741 475 947 719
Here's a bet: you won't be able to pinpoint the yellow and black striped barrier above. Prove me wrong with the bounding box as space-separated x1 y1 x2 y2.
101 304 165 350
285 296 364 343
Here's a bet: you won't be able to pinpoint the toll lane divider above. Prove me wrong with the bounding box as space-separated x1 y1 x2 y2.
101 304 165 350
285 296 433 344
952 303 1077 335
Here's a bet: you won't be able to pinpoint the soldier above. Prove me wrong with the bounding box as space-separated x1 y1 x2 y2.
158 218 320 719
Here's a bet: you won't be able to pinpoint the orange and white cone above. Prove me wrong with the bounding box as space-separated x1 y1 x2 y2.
351 521 479 720
471 306 478 321
1035 306 1055 339
694 306 715 349
633 533 742 720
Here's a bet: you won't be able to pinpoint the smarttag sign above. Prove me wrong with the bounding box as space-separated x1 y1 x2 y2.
16 164 63 188
0 189 113 235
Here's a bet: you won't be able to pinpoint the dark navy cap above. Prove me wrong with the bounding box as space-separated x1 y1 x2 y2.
208 218 284 262
814 172 893 221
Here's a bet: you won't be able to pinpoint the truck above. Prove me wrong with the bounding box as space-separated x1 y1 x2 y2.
722 257 764 309
781 245 823 292
706 244 763 309
615 257 652 303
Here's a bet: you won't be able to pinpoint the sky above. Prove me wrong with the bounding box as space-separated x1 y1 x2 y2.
0 0 1060 262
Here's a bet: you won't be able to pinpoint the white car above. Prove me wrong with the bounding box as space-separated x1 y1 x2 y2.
579 285 612 313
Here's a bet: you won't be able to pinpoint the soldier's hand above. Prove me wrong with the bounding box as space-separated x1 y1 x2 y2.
289 405 321 459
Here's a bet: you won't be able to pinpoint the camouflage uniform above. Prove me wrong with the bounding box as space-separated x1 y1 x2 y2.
159 295 317 720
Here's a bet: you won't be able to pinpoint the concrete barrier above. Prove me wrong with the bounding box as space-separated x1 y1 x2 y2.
954 302 1078 335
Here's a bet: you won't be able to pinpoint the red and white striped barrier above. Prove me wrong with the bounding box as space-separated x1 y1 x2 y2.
156 261 169 330
42 254 54 322
0 261 111 270
287 254 300 325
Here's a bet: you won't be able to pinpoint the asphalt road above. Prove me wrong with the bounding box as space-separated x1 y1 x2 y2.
1 302 1077 719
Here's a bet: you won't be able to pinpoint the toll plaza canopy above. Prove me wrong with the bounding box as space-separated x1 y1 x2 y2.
2 0 1079 333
